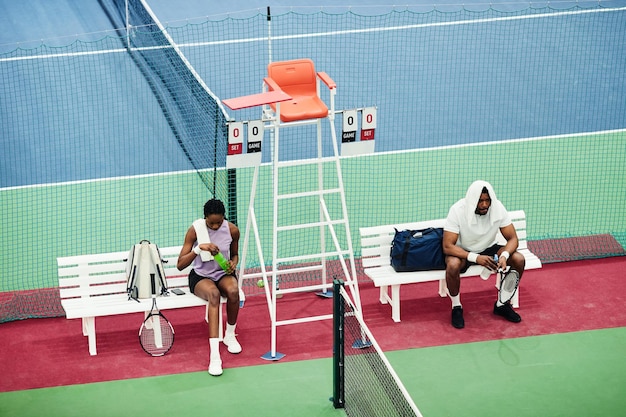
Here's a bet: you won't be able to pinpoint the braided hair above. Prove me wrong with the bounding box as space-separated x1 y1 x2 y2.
203 199 226 218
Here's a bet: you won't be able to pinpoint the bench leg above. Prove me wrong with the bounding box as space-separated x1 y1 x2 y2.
438 279 448 298
390 285 401 323
82 317 97 356
512 287 520 309
379 286 388 305
218 299 224 341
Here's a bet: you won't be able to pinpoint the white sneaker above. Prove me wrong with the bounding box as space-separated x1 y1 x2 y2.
208 358 223 376
223 334 242 354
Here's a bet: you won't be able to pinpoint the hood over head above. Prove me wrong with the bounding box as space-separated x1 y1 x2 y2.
464 180 506 225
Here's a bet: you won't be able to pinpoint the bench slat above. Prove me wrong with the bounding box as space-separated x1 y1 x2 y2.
60 283 127 299
163 264 192 275
57 263 125 277
57 251 127 266
157 246 182 256
513 219 526 230
166 277 189 288
60 276 196 299
362 244 390 257
61 290 205 319
361 254 391 268
365 248 541 286
58 273 126 287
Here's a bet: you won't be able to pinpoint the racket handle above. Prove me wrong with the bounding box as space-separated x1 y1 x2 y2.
150 273 156 296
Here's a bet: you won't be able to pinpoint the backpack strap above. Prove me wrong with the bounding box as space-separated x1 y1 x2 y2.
126 243 142 302
147 243 168 296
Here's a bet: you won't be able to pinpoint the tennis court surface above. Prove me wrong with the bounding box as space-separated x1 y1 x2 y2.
1 0 625 415
2 257 625 416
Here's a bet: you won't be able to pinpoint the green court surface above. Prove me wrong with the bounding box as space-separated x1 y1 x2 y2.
2 131 625 294
2 327 624 417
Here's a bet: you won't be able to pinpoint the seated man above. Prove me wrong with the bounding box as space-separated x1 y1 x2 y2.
442 180 526 329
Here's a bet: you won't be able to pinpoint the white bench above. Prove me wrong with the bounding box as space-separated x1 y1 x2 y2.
359 210 542 322
58 246 225 355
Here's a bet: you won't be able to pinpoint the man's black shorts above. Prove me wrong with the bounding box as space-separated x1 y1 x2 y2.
460 243 502 273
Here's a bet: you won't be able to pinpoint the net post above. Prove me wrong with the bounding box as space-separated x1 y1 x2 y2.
332 279 345 409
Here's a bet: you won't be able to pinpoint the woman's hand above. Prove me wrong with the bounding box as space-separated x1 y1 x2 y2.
197 243 220 255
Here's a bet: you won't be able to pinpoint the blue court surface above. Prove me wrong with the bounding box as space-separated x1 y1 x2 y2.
1 0 625 187
0 0 555 47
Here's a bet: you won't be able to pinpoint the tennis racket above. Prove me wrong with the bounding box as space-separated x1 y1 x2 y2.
139 273 174 356
497 267 520 304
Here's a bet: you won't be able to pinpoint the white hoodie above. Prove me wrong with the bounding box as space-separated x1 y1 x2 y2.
443 180 511 252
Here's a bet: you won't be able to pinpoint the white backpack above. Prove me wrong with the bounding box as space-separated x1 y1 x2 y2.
125 240 168 300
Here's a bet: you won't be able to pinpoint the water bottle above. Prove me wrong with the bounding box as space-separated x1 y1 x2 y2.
480 254 498 280
213 252 230 272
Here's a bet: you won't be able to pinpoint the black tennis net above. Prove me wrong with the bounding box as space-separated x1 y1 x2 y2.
333 280 423 417
99 0 234 214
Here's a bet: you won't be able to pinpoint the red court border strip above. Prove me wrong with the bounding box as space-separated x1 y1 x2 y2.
1 257 625 392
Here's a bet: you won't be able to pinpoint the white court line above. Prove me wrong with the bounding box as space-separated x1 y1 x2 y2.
2 128 624 192
1 5 624 63
338 128 626 160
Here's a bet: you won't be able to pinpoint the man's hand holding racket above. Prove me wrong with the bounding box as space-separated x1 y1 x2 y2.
496 253 509 271
473 253 498 271
478 252 510 272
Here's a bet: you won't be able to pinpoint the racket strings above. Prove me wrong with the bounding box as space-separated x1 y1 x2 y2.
140 314 175 356
502 274 518 292
498 270 520 303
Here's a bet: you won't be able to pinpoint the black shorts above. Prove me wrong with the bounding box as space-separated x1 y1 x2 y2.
188 269 237 295
460 244 502 273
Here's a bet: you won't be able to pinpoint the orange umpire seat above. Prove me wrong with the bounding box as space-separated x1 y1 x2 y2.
265 58 335 123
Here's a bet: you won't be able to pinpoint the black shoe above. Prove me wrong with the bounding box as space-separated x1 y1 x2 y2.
493 302 522 323
451 306 464 329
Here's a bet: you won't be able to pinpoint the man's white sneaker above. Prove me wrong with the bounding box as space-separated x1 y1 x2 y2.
208 358 223 376
223 334 242 354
